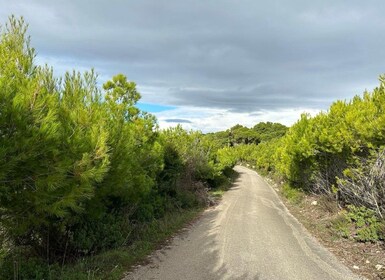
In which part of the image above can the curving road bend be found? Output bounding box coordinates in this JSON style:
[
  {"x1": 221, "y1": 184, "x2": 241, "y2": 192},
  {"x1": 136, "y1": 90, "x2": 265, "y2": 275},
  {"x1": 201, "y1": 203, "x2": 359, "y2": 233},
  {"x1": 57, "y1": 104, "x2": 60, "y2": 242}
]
[{"x1": 124, "y1": 166, "x2": 362, "y2": 280}]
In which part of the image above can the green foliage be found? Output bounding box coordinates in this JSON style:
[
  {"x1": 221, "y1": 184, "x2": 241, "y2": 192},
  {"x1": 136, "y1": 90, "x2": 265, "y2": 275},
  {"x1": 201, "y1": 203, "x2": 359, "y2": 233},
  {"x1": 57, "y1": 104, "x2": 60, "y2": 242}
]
[
  {"x1": 204, "y1": 122, "x2": 288, "y2": 150},
  {"x1": 346, "y1": 205, "x2": 384, "y2": 242},
  {"x1": 253, "y1": 122, "x2": 288, "y2": 142},
  {"x1": 330, "y1": 206, "x2": 384, "y2": 242},
  {"x1": 7, "y1": 12, "x2": 385, "y2": 278},
  {"x1": 228, "y1": 124, "x2": 260, "y2": 145},
  {"x1": 281, "y1": 183, "x2": 305, "y2": 205},
  {"x1": 276, "y1": 78, "x2": 385, "y2": 193},
  {"x1": 216, "y1": 146, "x2": 238, "y2": 171},
  {"x1": 336, "y1": 148, "x2": 385, "y2": 218},
  {"x1": 0, "y1": 255, "x2": 60, "y2": 280},
  {"x1": 71, "y1": 213, "x2": 127, "y2": 254},
  {"x1": 330, "y1": 211, "x2": 351, "y2": 239},
  {"x1": 244, "y1": 75, "x2": 385, "y2": 220},
  {"x1": 204, "y1": 59, "x2": 385, "y2": 246},
  {"x1": 160, "y1": 126, "x2": 215, "y2": 183},
  {"x1": 0, "y1": 17, "x2": 110, "y2": 255},
  {"x1": 204, "y1": 130, "x2": 231, "y2": 150},
  {"x1": 276, "y1": 114, "x2": 316, "y2": 187},
  {"x1": 0, "y1": 210, "x2": 200, "y2": 280},
  {"x1": 0, "y1": 16, "x2": 233, "y2": 279}
]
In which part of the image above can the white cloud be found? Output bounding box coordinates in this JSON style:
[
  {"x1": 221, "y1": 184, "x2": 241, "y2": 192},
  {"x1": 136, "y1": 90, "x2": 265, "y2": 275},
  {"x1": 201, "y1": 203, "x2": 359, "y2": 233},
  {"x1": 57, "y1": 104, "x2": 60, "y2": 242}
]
[
  {"x1": 155, "y1": 106, "x2": 321, "y2": 133},
  {"x1": 2, "y1": 0, "x2": 383, "y2": 125}
]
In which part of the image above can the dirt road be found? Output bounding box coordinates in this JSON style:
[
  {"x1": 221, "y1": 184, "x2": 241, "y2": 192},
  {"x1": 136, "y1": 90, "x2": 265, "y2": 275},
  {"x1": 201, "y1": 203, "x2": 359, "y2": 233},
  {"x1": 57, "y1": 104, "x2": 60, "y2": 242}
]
[{"x1": 124, "y1": 166, "x2": 362, "y2": 280}]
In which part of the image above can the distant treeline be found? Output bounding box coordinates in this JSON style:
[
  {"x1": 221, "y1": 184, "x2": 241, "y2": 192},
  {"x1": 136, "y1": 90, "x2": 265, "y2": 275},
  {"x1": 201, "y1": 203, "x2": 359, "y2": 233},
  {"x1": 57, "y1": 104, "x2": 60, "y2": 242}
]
[{"x1": 205, "y1": 122, "x2": 288, "y2": 147}]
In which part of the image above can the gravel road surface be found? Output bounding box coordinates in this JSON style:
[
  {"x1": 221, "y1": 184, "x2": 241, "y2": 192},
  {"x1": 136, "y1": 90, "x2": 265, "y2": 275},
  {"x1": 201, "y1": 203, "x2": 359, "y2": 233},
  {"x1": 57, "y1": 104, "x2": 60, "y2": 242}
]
[{"x1": 124, "y1": 166, "x2": 362, "y2": 280}]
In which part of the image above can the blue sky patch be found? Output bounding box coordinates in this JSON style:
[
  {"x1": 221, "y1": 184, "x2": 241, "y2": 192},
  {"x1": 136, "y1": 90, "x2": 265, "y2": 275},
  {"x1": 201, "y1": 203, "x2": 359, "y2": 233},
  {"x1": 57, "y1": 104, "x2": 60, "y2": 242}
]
[{"x1": 137, "y1": 102, "x2": 176, "y2": 113}]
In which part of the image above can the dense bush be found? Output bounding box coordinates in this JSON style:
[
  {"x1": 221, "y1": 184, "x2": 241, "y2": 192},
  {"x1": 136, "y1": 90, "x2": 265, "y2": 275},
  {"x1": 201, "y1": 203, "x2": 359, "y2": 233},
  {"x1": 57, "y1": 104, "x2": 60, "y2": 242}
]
[
  {"x1": 252, "y1": 122, "x2": 288, "y2": 142},
  {"x1": 204, "y1": 122, "x2": 288, "y2": 148},
  {"x1": 330, "y1": 206, "x2": 384, "y2": 242},
  {"x1": 207, "y1": 72, "x2": 385, "y2": 228},
  {"x1": 337, "y1": 149, "x2": 385, "y2": 218},
  {"x1": 346, "y1": 205, "x2": 384, "y2": 242},
  {"x1": 0, "y1": 17, "x2": 234, "y2": 278},
  {"x1": 215, "y1": 133, "x2": 285, "y2": 174},
  {"x1": 224, "y1": 77, "x2": 385, "y2": 225},
  {"x1": 222, "y1": 76, "x2": 385, "y2": 219},
  {"x1": 276, "y1": 77, "x2": 385, "y2": 218}
]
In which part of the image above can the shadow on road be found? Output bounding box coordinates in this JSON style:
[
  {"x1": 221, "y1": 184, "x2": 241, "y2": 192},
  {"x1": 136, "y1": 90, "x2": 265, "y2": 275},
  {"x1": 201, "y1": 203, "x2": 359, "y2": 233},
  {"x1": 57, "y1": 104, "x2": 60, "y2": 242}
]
[
  {"x1": 149, "y1": 172, "x2": 262, "y2": 280},
  {"x1": 126, "y1": 166, "x2": 359, "y2": 280}
]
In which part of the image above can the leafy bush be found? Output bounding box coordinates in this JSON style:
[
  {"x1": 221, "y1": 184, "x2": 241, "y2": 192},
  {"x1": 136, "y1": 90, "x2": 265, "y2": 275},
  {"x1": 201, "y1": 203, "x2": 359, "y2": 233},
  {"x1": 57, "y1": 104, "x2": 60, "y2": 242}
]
[
  {"x1": 330, "y1": 211, "x2": 351, "y2": 239},
  {"x1": 346, "y1": 205, "x2": 384, "y2": 242},
  {"x1": 70, "y1": 213, "x2": 128, "y2": 255},
  {"x1": 281, "y1": 183, "x2": 305, "y2": 205},
  {"x1": 0, "y1": 254, "x2": 60, "y2": 280},
  {"x1": 337, "y1": 149, "x2": 385, "y2": 218},
  {"x1": 330, "y1": 206, "x2": 384, "y2": 242},
  {"x1": 0, "y1": 16, "x2": 233, "y2": 279}
]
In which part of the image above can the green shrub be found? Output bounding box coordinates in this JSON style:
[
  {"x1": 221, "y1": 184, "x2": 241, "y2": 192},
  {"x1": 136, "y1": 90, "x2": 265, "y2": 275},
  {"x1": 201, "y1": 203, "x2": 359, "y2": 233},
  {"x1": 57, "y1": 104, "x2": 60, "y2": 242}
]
[
  {"x1": 0, "y1": 254, "x2": 60, "y2": 280},
  {"x1": 346, "y1": 205, "x2": 384, "y2": 242},
  {"x1": 329, "y1": 206, "x2": 384, "y2": 242},
  {"x1": 71, "y1": 213, "x2": 127, "y2": 254},
  {"x1": 175, "y1": 190, "x2": 200, "y2": 209},
  {"x1": 0, "y1": 16, "x2": 233, "y2": 279},
  {"x1": 330, "y1": 211, "x2": 351, "y2": 239},
  {"x1": 281, "y1": 183, "x2": 305, "y2": 205}
]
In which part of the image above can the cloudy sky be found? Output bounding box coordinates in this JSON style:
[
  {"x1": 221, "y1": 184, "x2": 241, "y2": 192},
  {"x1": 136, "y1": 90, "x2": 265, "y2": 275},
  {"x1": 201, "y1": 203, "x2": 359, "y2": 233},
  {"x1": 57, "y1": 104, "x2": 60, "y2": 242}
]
[{"x1": 1, "y1": 1, "x2": 385, "y2": 132}]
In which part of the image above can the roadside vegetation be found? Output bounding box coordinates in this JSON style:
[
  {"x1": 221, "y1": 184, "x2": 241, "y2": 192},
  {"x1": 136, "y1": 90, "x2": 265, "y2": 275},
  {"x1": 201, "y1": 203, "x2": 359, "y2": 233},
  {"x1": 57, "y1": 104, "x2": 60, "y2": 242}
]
[
  {"x1": 205, "y1": 75, "x2": 385, "y2": 278},
  {"x1": 208, "y1": 75, "x2": 385, "y2": 241},
  {"x1": 1, "y1": 15, "x2": 385, "y2": 279},
  {"x1": 216, "y1": 78, "x2": 385, "y2": 242},
  {"x1": 0, "y1": 17, "x2": 236, "y2": 279}
]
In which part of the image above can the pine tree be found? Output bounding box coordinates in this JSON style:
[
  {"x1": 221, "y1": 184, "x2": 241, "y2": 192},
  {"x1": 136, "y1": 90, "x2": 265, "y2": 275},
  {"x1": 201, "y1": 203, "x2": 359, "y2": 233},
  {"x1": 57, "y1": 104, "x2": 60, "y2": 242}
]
[{"x1": 0, "y1": 17, "x2": 110, "y2": 253}]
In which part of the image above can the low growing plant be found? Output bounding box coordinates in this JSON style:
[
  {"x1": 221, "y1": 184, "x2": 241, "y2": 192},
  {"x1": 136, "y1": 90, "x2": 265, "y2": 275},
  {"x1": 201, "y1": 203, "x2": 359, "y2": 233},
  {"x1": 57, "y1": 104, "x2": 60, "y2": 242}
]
[
  {"x1": 346, "y1": 205, "x2": 384, "y2": 242},
  {"x1": 281, "y1": 183, "x2": 305, "y2": 205}
]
